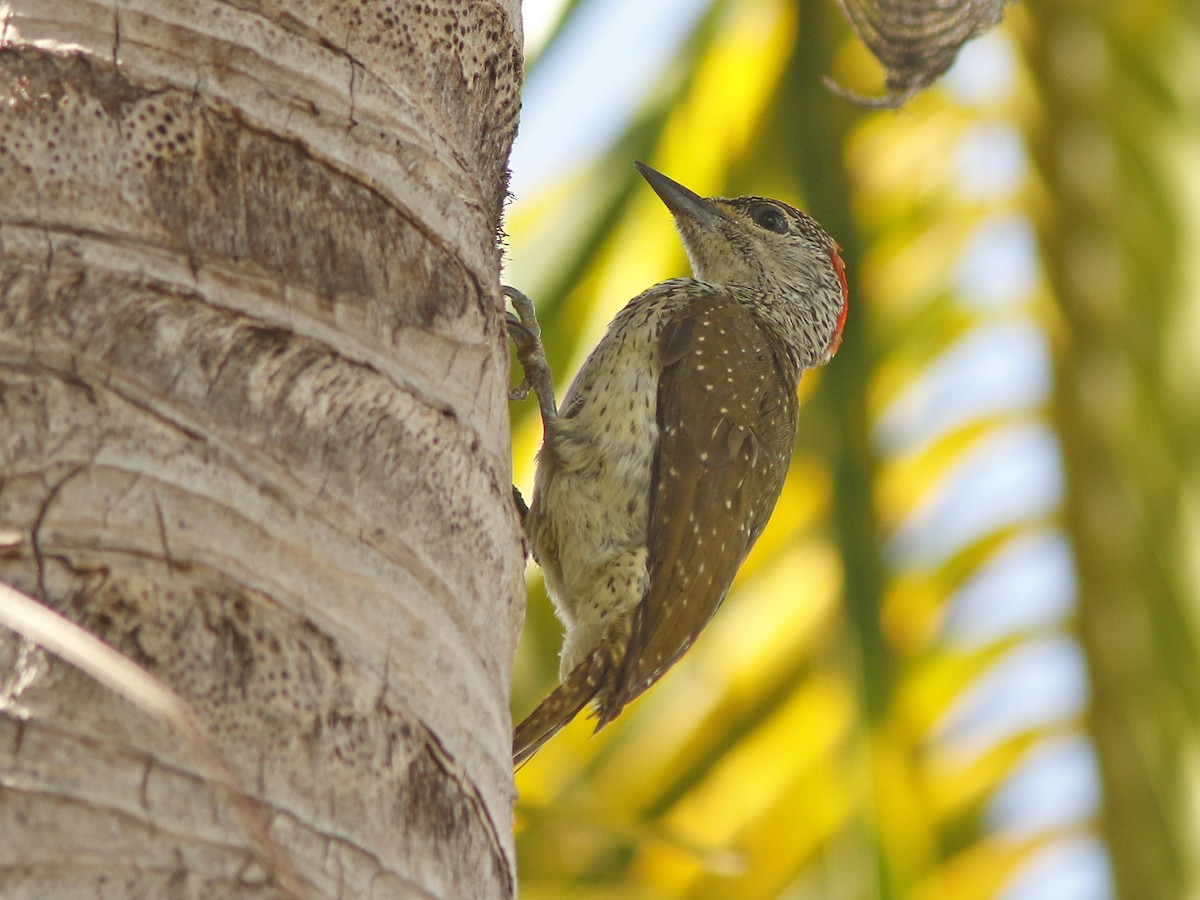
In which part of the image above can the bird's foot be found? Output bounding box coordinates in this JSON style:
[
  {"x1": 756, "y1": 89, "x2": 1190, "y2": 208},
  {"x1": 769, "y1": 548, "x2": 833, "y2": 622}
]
[{"x1": 504, "y1": 286, "x2": 558, "y2": 428}]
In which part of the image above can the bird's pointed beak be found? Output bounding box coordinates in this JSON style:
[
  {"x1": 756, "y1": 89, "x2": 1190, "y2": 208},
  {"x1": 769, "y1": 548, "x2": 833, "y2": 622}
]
[{"x1": 635, "y1": 162, "x2": 725, "y2": 230}]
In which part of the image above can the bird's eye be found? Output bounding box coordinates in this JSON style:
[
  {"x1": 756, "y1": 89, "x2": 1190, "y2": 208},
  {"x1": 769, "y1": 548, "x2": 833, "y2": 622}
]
[{"x1": 751, "y1": 204, "x2": 789, "y2": 234}]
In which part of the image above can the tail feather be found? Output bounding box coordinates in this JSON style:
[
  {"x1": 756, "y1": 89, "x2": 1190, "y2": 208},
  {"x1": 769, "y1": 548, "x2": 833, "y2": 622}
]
[{"x1": 512, "y1": 659, "x2": 599, "y2": 767}]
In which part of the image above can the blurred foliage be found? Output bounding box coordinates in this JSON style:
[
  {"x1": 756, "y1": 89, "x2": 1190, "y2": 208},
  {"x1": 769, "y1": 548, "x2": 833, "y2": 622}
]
[{"x1": 505, "y1": 0, "x2": 1200, "y2": 897}]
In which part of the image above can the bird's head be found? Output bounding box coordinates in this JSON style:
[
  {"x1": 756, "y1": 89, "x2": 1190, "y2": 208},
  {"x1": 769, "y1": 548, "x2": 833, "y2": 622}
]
[{"x1": 636, "y1": 161, "x2": 849, "y2": 367}]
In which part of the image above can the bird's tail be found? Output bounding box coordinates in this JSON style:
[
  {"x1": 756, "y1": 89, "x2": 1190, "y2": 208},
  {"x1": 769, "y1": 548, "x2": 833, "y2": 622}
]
[{"x1": 512, "y1": 657, "x2": 599, "y2": 767}]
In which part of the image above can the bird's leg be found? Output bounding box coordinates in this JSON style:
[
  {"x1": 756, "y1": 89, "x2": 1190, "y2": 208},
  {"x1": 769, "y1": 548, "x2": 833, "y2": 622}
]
[
  {"x1": 505, "y1": 286, "x2": 556, "y2": 532},
  {"x1": 504, "y1": 286, "x2": 558, "y2": 430}
]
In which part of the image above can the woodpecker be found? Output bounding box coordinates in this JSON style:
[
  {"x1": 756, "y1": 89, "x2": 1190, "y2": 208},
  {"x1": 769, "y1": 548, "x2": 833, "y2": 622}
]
[{"x1": 508, "y1": 162, "x2": 848, "y2": 765}]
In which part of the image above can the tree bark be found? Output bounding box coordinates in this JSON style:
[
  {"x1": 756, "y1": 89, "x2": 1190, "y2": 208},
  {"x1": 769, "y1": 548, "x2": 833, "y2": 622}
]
[{"x1": 0, "y1": 1, "x2": 523, "y2": 897}]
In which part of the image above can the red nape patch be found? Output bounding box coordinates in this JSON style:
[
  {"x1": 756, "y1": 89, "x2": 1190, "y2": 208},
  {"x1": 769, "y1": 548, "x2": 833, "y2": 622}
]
[{"x1": 827, "y1": 243, "x2": 849, "y2": 355}]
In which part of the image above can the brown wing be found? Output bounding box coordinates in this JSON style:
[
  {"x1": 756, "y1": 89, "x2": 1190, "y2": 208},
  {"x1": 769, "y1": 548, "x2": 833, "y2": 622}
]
[{"x1": 598, "y1": 293, "x2": 799, "y2": 724}]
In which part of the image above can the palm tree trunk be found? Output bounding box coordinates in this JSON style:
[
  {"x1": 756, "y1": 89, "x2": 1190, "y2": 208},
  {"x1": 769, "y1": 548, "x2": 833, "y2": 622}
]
[
  {"x1": 1023, "y1": 3, "x2": 1200, "y2": 897},
  {"x1": 0, "y1": 1, "x2": 523, "y2": 896}
]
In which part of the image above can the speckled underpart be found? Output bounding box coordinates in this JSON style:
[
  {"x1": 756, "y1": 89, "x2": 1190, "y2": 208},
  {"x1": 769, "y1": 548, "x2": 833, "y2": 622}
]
[
  {"x1": 526, "y1": 288, "x2": 679, "y2": 678},
  {"x1": 514, "y1": 167, "x2": 848, "y2": 764}
]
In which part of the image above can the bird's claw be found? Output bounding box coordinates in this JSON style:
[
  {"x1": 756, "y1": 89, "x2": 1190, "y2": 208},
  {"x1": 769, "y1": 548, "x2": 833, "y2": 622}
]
[
  {"x1": 506, "y1": 321, "x2": 531, "y2": 401},
  {"x1": 503, "y1": 286, "x2": 558, "y2": 426},
  {"x1": 505, "y1": 310, "x2": 535, "y2": 344},
  {"x1": 504, "y1": 286, "x2": 542, "y2": 341},
  {"x1": 505, "y1": 310, "x2": 537, "y2": 402}
]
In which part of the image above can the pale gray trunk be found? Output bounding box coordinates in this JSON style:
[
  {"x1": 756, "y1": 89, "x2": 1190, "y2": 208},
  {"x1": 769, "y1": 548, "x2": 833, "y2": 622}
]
[{"x1": 0, "y1": 1, "x2": 523, "y2": 897}]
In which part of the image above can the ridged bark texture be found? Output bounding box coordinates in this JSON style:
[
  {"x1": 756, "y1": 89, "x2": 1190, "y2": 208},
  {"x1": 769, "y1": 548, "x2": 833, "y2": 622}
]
[{"x1": 0, "y1": 0, "x2": 523, "y2": 896}]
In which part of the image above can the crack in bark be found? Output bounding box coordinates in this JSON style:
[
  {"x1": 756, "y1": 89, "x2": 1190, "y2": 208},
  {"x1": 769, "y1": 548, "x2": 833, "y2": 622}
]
[
  {"x1": 418, "y1": 722, "x2": 514, "y2": 897},
  {"x1": 30, "y1": 463, "x2": 90, "y2": 599}
]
